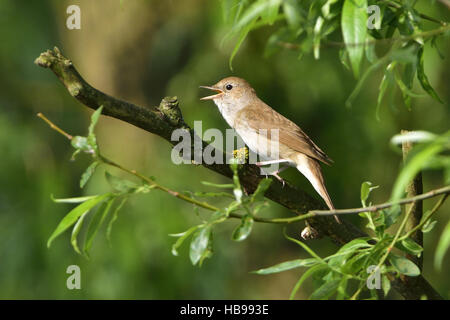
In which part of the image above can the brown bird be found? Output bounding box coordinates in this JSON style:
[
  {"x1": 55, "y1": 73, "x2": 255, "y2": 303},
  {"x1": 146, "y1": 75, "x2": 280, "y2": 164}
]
[{"x1": 200, "y1": 77, "x2": 339, "y2": 222}]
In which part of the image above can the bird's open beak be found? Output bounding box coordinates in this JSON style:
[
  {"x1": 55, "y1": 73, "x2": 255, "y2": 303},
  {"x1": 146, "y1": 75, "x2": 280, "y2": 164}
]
[{"x1": 199, "y1": 86, "x2": 224, "y2": 100}]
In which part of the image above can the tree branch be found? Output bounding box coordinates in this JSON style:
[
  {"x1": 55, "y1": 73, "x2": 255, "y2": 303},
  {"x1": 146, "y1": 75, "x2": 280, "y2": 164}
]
[
  {"x1": 402, "y1": 129, "x2": 423, "y2": 270},
  {"x1": 35, "y1": 47, "x2": 443, "y2": 300}
]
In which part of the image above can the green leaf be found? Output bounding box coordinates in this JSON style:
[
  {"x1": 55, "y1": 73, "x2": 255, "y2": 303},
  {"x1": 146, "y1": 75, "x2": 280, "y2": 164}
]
[
  {"x1": 260, "y1": 0, "x2": 281, "y2": 25},
  {"x1": 233, "y1": 0, "x2": 270, "y2": 32},
  {"x1": 283, "y1": 0, "x2": 303, "y2": 29},
  {"x1": 417, "y1": 47, "x2": 443, "y2": 103},
  {"x1": 421, "y1": 219, "x2": 437, "y2": 233},
  {"x1": 170, "y1": 225, "x2": 200, "y2": 256},
  {"x1": 360, "y1": 181, "x2": 379, "y2": 206},
  {"x1": 80, "y1": 161, "x2": 99, "y2": 188},
  {"x1": 105, "y1": 171, "x2": 139, "y2": 193},
  {"x1": 201, "y1": 181, "x2": 234, "y2": 189},
  {"x1": 435, "y1": 220, "x2": 450, "y2": 271},
  {"x1": 251, "y1": 178, "x2": 272, "y2": 202},
  {"x1": 253, "y1": 258, "x2": 318, "y2": 275},
  {"x1": 229, "y1": 18, "x2": 256, "y2": 71},
  {"x1": 365, "y1": 35, "x2": 377, "y2": 64},
  {"x1": 88, "y1": 106, "x2": 103, "y2": 136},
  {"x1": 309, "y1": 279, "x2": 340, "y2": 300},
  {"x1": 341, "y1": 0, "x2": 368, "y2": 78},
  {"x1": 193, "y1": 191, "x2": 234, "y2": 198},
  {"x1": 376, "y1": 61, "x2": 396, "y2": 120},
  {"x1": 382, "y1": 274, "x2": 391, "y2": 297},
  {"x1": 47, "y1": 193, "x2": 112, "y2": 248},
  {"x1": 399, "y1": 238, "x2": 423, "y2": 256},
  {"x1": 71, "y1": 136, "x2": 90, "y2": 151},
  {"x1": 391, "y1": 137, "x2": 446, "y2": 201},
  {"x1": 83, "y1": 197, "x2": 115, "y2": 256},
  {"x1": 384, "y1": 206, "x2": 401, "y2": 229},
  {"x1": 388, "y1": 254, "x2": 420, "y2": 276},
  {"x1": 71, "y1": 210, "x2": 89, "y2": 255},
  {"x1": 328, "y1": 239, "x2": 371, "y2": 268},
  {"x1": 232, "y1": 215, "x2": 254, "y2": 241},
  {"x1": 290, "y1": 264, "x2": 329, "y2": 300},
  {"x1": 51, "y1": 194, "x2": 98, "y2": 203},
  {"x1": 189, "y1": 225, "x2": 212, "y2": 266},
  {"x1": 106, "y1": 197, "x2": 127, "y2": 243},
  {"x1": 313, "y1": 16, "x2": 324, "y2": 60}
]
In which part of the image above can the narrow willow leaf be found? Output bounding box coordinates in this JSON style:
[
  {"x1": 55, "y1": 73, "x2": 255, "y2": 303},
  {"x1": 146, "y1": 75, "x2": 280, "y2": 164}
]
[
  {"x1": 400, "y1": 238, "x2": 423, "y2": 256},
  {"x1": 51, "y1": 194, "x2": 98, "y2": 203},
  {"x1": 170, "y1": 225, "x2": 200, "y2": 256},
  {"x1": 342, "y1": 0, "x2": 368, "y2": 78},
  {"x1": 105, "y1": 171, "x2": 138, "y2": 193},
  {"x1": 417, "y1": 47, "x2": 443, "y2": 103},
  {"x1": 251, "y1": 178, "x2": 272, "y2": 202},
  {"x1": 395, "y1": 72, "x2": 426, "y2": 110},
  {"x1": 84, "y1": 197, "x2": 115, "y2": 256},
  {"x1": 391, "y1": 139, "x2": 445, "y2": 201},
  {"x1": 335, "y1": 276, "x2": 348, "y2": 300},
  {"x1": 201, "y1": 181, "x2": 234, "y2": 189},
  {"x1": 328, "y1": 239, "x2": 371, "y2": 268},
  {"x1": 193, "y1": 191, "x2": 234, "y2": 198},
  {"x1": 71, "y1": 211, "x2": 89, "y2": 255},
  {"x1": 309, "y1": 279, "x2": 340, "y2": 300},
  {"x1": 390, "y1": 130, "x2": 436, "y2": 146},
  {"x1": 80, "y1": 161, "x2": 99, "y2": 188},
  {"x1": 283, "y1": 0, "x2": 302, "y2": 28},
  {"x1": 388, "y1": 254, "x2": 420, "y2": 276},
  {"x1": 382, "y1": 274, "x2": 391, "y2": 297},
  {"x1": 339, "y1": 48, "x2": 351, "y2": 70},
  {"x1": 421, "y1": 219, "x2": 437, "y2": 233},
  {"x1": 229, "y1": 18, "x2": 256, "y2": 71},
  {"x1": 376, "y1": 61, "x2": 396, "y2": 120},
  {"x1": 360, "y1": 181, "x2": 379, "y2": 206},
  {"x1": 233, "y1": 0, "x2": 269, "y2": 32},
  {"x1": 253, "y1": 258, "x2": 317, "y2": 275},
  {"x1": 106, "y1": 197, "x2": 128, "y2": 243},
  {"x1": 88, "y1": 105, "x2": 104, "y2": 136},
  {"x1": 384, "y1": 206, "x2": 401, "y2": 229},
  {"x1": 434, "y1": 220, "x2": 450, "y2": 271},
  {"x1": 260, "y1": 0, "x2": 281, "y2": 25},
  {"x1": 189, "y1": 225, "x2": 212, "y2": 265},
  {"x1": 365, "y1": 35, "x2": 377, "y2": 64},
  {"x1": 232, "y1": 215, "x2": 254, "y2": 241},
  {"x1": 321, "y1": 0, "x2": 339, "y2": 19},
  {"x1": 47, "y1": 193, "x2": 112, "y2": 248},
  {"x1": 290, "y1": 264, "x2": 328, "y2": 300},
  {"x1": 313, "y1": 16, "x2": 324, "y2": 60}
]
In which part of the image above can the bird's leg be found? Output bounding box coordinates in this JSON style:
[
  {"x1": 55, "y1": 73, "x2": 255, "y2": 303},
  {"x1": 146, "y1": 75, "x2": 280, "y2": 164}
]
[
  {"x1": 269, "y1": 165, "x2": 289, "y2": 187},
  {"x1": 256, "y1": 161, "x2": 290, "y2": 187}
]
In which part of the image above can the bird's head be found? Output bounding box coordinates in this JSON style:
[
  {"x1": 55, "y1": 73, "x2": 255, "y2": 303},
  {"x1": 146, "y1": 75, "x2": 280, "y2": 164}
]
[{"x1": 200, "y1": 77, "x2": 256, "y2": 107}]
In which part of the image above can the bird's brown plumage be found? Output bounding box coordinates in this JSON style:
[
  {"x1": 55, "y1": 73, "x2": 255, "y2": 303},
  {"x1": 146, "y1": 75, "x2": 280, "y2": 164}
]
[{"x1": 234, "y1": 102, "x2": 333, "y2": 165}]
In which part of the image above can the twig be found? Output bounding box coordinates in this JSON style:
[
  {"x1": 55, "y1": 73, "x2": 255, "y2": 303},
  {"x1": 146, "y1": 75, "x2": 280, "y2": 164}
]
[
  {"x1": 270, "y1": 186, "x2": 450, "y2": 223},
  {"x1": 38, "y1": 111, "x2": 449, "y2": 228},
  {"x1": 278, "y1": 25, "x2": 450, "y2": 49}
]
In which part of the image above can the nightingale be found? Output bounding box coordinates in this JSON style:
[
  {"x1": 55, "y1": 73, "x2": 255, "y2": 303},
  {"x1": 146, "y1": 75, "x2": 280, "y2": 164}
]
[{"x1": 200, "y1": 77, "x2": 340, "y2": 223}]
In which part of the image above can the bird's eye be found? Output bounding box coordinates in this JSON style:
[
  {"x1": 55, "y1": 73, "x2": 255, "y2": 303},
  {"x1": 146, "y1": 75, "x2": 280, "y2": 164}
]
[{"x1": 226, "y1": 84, "x2": 233, "y2": 91}]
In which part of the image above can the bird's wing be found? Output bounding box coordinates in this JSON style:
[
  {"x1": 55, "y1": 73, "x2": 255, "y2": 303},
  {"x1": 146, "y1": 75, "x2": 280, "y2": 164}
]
[{"x1": 236, "y1": 103, "x2": 333, "y2": 165}]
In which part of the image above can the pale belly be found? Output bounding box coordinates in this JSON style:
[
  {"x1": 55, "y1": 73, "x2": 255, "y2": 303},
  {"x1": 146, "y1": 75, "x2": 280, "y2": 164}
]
[{"x1": 235, "y1": 126, "x2": 295, "y2": 164}]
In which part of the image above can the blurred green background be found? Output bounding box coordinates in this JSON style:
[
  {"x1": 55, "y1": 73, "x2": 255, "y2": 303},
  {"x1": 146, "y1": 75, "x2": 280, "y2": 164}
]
[{"x1": 0, "y1": 0, "x2": 448, "y2": 299}]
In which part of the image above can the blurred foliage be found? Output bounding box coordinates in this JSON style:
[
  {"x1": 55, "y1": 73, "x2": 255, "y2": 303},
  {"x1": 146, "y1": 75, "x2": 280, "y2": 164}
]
[{"x1": 0, "y1": 0, "x2": 449, "y2": 299}]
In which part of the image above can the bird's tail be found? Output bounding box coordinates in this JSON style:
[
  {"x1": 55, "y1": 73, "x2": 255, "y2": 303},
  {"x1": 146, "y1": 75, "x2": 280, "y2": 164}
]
[{"x1": 295, "y1": 155, "x2": 341, "y2": 224}]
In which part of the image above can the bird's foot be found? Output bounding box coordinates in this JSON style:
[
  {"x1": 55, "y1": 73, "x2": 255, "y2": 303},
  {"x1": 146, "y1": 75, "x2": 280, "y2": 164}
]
[{"x1": 271, "y1": 171, "x2": 286, "y2": 188}]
